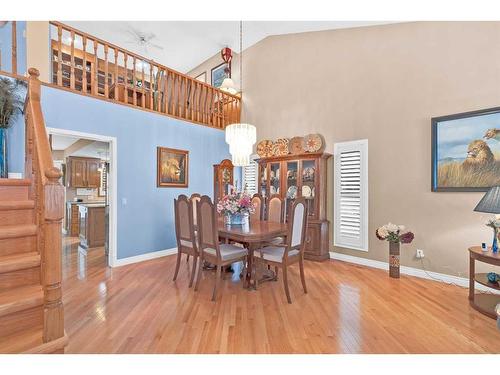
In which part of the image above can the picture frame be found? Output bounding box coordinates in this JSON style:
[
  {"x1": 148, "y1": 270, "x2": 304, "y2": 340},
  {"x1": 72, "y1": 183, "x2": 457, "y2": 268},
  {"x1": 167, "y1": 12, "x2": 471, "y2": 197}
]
[
  {"x1": 195, "y1": 72, "x2": 206, "y2": 83},
  {"x1": 431, "y1": 106, "x2": 500, "y2": 192},
  {"x1": 157, "y1": 147, "x2": 189, "y2": 188},
  {"x1": 211, "y1": 62, "x2": 228, "y2": 88}
]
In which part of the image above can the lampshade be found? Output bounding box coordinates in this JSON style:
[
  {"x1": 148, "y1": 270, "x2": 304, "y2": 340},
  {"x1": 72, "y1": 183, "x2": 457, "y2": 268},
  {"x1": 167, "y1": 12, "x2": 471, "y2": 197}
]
[
  {"x1": 474, "y1": 186, "x2": 500, "y2": 214},
  {"x1": 220, "y1": 77, "x2": 237, "y2": 95},
  {"x1": 225, "y1": 123, "x2": 256, "y2": 166}
]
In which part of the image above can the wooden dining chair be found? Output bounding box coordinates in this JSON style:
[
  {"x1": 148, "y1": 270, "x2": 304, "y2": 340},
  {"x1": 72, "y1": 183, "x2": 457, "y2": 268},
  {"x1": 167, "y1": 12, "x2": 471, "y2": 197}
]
[
  {"x1": 173, "y1": 194, "x2": 199, "y2": 288},
  {"x1": 186, "y1": 193, "x2": 201, "y2": 263},
  {"x1": 250, "y1": 193, "x2": 264, "y2": 221},
  {"x1": 253, "y1": 197, "x2": 308, "y2": 303},
  {"x1": 195, "y1": 195, "x2": 248, "y2": 301}
]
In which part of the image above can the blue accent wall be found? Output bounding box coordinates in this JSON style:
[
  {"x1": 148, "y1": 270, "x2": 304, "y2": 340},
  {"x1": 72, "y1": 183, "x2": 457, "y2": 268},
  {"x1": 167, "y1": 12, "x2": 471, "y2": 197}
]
[{"x1": 39, "y1": 87, "x2": 229, "y2": 259}]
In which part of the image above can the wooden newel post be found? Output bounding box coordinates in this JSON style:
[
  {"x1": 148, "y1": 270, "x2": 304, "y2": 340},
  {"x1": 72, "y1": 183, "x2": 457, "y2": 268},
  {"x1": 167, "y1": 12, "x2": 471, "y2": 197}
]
[
  {"x1": 42, "y1": 167, "x2": 65, "y2": 343},
  {"x1": 389, "y1": 242, "x2": 400, "y2": 278}
]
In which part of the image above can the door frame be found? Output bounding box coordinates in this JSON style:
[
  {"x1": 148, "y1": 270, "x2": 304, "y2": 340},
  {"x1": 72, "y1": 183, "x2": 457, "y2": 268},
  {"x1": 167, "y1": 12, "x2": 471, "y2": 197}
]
[{"x1": 47, "y1": 127, "x2": 118, "y2": 267}]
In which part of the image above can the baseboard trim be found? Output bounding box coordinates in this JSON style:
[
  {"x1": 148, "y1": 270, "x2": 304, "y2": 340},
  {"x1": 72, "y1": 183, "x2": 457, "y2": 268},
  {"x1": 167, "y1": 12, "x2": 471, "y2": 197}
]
[
  {"x1": 329, "y1": 251, "x2": 500, "y2": 294},
  {"x1": 113, "y1": 247, "x2": 177, "y2": 267}
]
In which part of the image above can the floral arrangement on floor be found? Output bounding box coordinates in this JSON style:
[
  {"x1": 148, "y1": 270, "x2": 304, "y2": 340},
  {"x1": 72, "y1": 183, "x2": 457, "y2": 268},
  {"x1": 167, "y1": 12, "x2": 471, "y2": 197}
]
[
  {"x1": 216, "y1": 191, "x2": 255, "y2": 216},
  {"x1": 376, "y1": 223, "x2": 414, "y2": 244}
]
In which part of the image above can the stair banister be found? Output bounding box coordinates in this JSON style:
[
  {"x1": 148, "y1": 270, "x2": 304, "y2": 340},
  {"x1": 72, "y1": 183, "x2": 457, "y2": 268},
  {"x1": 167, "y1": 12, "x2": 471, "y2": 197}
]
[{"x1": 25, "y1": 68, "x2": 65, "y2": 347}]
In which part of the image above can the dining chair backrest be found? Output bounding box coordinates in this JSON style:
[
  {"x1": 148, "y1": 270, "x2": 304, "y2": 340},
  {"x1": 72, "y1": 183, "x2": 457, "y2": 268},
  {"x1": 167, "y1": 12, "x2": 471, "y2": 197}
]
[
  {"x1": 287, "y1": 197, "x2": 308, "y2": 252},
  {"x1": 190, "y1": 193, "x2": 201, "y2": 226},
  {"x1": 174, "y1": 194, "x2": 197, "y2": 250},
  {"x1": 251, "y1": 193, "x2": 264, "y2": 221},
  {"x1": 266, "y1": 194, "x2": 284, "y2": 223},
  {"x1": 196, "y1": 195, "x2": 220, "y2": 258}
]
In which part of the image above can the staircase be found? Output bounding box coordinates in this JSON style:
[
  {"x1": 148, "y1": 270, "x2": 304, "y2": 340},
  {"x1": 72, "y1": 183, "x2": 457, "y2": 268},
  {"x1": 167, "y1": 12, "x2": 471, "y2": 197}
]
[{"x1": 0, "y1": 69, "x2": 67, "y2": 353}]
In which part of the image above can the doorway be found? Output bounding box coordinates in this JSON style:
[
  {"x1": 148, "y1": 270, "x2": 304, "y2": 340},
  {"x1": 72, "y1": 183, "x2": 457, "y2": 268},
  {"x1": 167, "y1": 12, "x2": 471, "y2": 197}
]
[{"x1": 47, "y1": 128, "x2": 117, "y2": 269}]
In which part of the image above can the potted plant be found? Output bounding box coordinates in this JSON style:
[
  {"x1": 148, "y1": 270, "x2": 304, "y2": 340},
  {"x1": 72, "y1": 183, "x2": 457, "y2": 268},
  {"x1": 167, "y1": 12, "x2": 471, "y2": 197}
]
[
  {"x1": 376, "y1": 223, "x2": 415, "y2": 278},
  {"x1": 216, "y1": 190, "x2": 255, "y2": 225},
  {"x1": 0, "y1": 77, "x2": 26, "y2": 178}
]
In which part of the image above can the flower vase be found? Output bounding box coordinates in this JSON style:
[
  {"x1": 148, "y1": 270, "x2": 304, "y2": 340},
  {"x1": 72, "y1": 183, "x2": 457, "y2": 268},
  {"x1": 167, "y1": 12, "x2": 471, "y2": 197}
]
[
  {"x1": 493, "y1": 227, "x2": 499, "y2": 254},
  {"x1": 0, "y1": 128, "x2": 7, "y2": 178},
  {"x1": 225, "y1": 212, "x2": 249, "y2": 226},
  {"x1": 389, "y1": 241, "x2": 400, "y2": 278}
]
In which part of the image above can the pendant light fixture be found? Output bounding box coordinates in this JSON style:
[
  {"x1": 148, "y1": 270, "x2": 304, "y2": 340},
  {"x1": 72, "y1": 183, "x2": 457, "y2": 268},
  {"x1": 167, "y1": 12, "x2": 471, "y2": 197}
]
[
  {"x1": 220, "y1": 47, "x2": 237, "y2": 95},
  {"x1": 224, "y1": 21, "x2": 256, "y2": 167}
]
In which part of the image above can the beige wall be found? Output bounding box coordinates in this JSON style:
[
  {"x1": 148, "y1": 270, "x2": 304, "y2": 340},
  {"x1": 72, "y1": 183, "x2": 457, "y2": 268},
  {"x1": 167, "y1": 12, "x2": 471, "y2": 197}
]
[
  {"x1": 26, "y1": 21, "x2": 50, "y2": 82},
  {"x1": 236, "y1": 22, "x2": 500, "y2": 277}
]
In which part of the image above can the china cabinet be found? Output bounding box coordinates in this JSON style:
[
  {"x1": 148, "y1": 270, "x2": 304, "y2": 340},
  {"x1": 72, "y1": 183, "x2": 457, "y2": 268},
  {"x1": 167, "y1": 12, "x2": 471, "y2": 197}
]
[
  {"x1": 213, "y1": 159, "x2": 234, "y2": 202},
  {"x1": 257, "y1": 152, "x2": 331, "y2": 261}
]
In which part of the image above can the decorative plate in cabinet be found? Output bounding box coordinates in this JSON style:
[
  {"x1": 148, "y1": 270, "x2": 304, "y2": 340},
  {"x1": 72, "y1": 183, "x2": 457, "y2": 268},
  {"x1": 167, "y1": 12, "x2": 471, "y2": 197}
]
[
  {"x1": 257, "y1": 140, "x2": 274, "y2": 158},
  {"x1": 303, "y1": 134, "x2": 323, "y2": 152},
  {"x1": 272, "y1": 138, "x2": 290, "y2": 156}
]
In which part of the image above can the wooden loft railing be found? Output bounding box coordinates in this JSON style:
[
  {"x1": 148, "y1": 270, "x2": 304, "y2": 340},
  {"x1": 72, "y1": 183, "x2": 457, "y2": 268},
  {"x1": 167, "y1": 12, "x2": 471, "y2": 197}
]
[
  {"x1": 24, "y1": 68, "x2": 66, "y2": 350},
  {"x1": 0, "y1": 21, "x2": 18, "y2": 74},
  {"x1": 49, "y1": 21, "x2": 240, "y2": 129}
]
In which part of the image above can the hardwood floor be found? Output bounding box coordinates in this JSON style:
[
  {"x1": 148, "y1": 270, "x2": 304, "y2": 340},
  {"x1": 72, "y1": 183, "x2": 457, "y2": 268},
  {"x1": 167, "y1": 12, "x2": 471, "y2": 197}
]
[{"x1": 61, "y1": 237, "x2": 500, "y2": 353}]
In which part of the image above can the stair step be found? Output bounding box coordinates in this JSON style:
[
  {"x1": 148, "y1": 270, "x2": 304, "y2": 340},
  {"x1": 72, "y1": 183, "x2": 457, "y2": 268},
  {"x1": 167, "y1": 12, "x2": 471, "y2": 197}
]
[
  {"x1": 0, "y1": 284, "x2": 43, "y2": 318},
  {"x1": 0, "y1": 324, "x2": 43, "y2": 354},
  {"x1": 0, "y1": 224, "x2": 37, "y2": 240},
  {"x1": 0, "y1": 252, "x2": 40, "y2": 274},
  {"x1": 0, "y1": 200, "x2": 35, "y2": 210},
  {"x1": 0, "y1": 178, "x2": 30, "y2": 186}
]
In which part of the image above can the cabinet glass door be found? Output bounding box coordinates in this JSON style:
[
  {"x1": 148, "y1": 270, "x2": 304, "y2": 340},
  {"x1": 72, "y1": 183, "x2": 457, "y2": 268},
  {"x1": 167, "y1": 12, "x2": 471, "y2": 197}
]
[
  {"x1": 259, "y1": 163, "x2": 268, "y2": 198},
  {"x1": 301, "y1": 159, "x2": 316, "y2": 217},
  {"x1": 269, "y1": 162, "x2": 281, "y2": 196},
  {"x1": 285, "y1": 161, "x2": 298, "y2": 220}
]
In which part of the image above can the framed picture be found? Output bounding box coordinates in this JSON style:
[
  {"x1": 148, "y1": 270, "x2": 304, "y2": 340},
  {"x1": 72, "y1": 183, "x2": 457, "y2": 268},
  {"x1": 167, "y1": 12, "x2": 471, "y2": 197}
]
[
  {"x1": 157, "y1": 147, "x2": 189, "y2": 188},
  {"x1": 211, "y1": 62, "x2": 228, "y2": 88},
  {"x1": 195, "y1": 72, "x2": 206, "y2": 83},
  {"x1": 432, "y1": 107, "x2": 500, "y2": 192}
]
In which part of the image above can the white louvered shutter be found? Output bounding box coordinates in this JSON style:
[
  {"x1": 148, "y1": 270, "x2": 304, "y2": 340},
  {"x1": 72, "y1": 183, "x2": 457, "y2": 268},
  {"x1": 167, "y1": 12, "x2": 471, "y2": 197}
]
[
  {"x1": 334, "y1": 140, "x2": 368, "y2": 251},
  {"x1": 243, "y1": 157, "x2": 258, "y2": 195}
]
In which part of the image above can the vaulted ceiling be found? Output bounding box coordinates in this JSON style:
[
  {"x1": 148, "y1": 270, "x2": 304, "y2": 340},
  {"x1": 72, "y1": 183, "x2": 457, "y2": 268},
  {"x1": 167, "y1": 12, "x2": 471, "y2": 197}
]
[{"x1": 64, "y1": 21, "x2": 395, "y2": 73}]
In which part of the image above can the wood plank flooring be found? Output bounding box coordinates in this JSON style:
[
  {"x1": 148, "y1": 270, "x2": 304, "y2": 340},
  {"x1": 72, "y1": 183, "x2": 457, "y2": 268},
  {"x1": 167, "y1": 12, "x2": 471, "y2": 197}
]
[{"x1": 61, "y1": 237, "x2": 500, "y2": 353}]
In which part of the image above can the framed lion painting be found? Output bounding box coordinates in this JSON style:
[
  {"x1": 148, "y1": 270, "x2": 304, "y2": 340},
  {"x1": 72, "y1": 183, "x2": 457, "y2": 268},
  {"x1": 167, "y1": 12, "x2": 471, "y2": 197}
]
[
  {"x1": 157, "y1": 147, "x2": 189, "y2": 188},
  {"x1": 432, "y1": 107, "x2": 500, "y2": 192}
]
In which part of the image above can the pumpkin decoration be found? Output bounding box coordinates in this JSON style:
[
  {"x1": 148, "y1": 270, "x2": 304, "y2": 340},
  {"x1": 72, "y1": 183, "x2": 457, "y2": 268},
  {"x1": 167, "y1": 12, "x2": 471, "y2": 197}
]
[
  {"x1": 272, "y1": 138, "x2": 290, "y2": 156},
  {"x1": 289, "y1": 136, "x2": 304, "y2": 155},
  {"x1": 256, "y1": 140, "x2": 274, "y2": 158},
  {"x1": 303, "y1": 134, "x2": 323, "y2": 152}
]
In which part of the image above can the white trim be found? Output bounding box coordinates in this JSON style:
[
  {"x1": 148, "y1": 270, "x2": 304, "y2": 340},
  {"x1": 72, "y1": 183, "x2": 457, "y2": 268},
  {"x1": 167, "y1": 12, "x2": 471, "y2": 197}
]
[
  {"x1": 47, "y1": 127, "x2": 119, "y2": 268},
  {"x1": 329, "y1": 251, "x2": 500, "y2": 294},
  {"x1": 114, "y1": 247, "x2": 177, "y2": 267}
]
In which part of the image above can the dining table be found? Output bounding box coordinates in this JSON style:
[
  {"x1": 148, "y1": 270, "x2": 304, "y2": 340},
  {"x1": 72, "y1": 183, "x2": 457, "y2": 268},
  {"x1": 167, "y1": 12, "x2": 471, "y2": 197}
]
[{"x1": 218, "y1": 218, "x2": 288, "y2": 289}]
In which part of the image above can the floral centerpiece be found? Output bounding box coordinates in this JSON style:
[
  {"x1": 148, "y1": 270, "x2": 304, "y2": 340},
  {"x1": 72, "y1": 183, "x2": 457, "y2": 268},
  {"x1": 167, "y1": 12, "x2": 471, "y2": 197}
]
[
  {"x1": 217, "y1": 191, "x2": 255, "y2": 225},
  {"x1": 376, "y1": 223, "x2": 414, "y2": 278}
]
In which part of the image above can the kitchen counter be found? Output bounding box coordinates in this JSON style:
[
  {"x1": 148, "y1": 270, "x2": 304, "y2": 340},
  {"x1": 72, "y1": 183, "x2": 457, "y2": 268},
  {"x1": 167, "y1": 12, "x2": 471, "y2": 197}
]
[{"x1": 78, "y1": 204, "x2": 106, "y2": 248}]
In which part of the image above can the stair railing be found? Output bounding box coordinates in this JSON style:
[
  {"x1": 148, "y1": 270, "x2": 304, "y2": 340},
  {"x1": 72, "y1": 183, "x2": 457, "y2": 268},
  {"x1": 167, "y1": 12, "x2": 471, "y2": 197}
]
[{"x1": 24, "y1": 68, "x2": 65, "y2": 347}]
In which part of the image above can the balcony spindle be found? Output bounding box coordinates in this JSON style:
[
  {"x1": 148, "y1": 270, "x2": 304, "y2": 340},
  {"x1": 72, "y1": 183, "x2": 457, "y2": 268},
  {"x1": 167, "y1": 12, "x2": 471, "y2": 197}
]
[
  {"x1": 132, "y1": 57, "x2": 137, "y2": 106},
  {"x1": 93, "y1": 41, "x2": 98, "y2": 95},
  {"x1": 149, "y1": 64, "x2": 154, "y2": 110},
  {"x1": 104, "y1": 44, "x2": 109, "y2": 98},
  {"x1": 82, "y1": 36, "x2": 88, "y2": 93},
  {"x1": 57, "y1": 26, "x2": 62, "y2": 86},
  {"x1": 114, "y1": 49, "x2": 118, "y2": 100},
  {"x1": 123, "y1": 52, "x2": 128, "y2": 103},
  {"x1": 141, "y1": 61, "x2": 145, "y2": 108},
  {"x1": 70, "y1": 31, "x2": 75, "y2": 90},
  {"x1": 11, "y1": 21, "x2": 17, "y2": 75},
  {"x1": 164, "y1": 70, "x2": 169, "y2": 114}
]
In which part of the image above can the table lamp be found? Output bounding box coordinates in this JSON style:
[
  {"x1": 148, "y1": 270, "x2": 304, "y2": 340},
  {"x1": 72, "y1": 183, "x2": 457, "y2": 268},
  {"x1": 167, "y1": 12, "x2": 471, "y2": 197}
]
[{"x1": 474, "y1": 186, "x2": 500, "y2": 253}]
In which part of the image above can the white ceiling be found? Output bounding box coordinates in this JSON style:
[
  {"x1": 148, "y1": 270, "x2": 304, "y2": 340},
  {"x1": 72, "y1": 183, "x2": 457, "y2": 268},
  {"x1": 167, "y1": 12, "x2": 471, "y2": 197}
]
[
  {"x1": 63, "y1": 21, "x2": 395, "y2": 73},
  {"x1": 51, "y1": 135, "x2": 109, "y2": 160}
]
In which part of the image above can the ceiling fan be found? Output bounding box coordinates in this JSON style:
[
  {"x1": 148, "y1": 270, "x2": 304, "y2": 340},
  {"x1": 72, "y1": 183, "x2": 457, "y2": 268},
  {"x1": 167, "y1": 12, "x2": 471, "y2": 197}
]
[{"x1": 123, "y1": 26, "x2": 164, "y2": 54}]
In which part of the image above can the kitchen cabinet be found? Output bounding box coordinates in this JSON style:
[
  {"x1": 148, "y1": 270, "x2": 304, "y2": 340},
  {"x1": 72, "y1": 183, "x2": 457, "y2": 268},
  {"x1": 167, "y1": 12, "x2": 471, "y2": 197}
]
[
  {"x1": 78, "y1": 204, "x2": 106, "y2": 248},
  {"x1": 67, "y1": 157, "x2": 101, "y2": 188},
  {"x1": 65, "y1": 202, "x2": 80, "y2": 237}
]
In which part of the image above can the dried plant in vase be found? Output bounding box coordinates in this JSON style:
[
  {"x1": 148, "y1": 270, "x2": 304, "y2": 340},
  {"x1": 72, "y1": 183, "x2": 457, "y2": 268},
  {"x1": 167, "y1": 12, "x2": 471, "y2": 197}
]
[
  {"x1": 376, "y1": 223, "x2": 415, "y2": 278},
  {"x1": 0, "y1": 77, "x2": 26, "y2": 177}
]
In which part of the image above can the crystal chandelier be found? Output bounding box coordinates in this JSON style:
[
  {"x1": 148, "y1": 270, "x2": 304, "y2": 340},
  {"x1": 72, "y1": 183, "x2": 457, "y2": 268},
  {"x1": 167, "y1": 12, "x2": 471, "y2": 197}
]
[{"x1": 224, "y1": 21, "x2": 256, "y2": 166}]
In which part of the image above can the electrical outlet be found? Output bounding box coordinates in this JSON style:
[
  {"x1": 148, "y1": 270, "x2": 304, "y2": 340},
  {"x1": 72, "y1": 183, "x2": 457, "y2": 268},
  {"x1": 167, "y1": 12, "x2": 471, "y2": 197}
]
[{"x1": 416, "y1": 249, "x2": 425, "y2": 259}]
